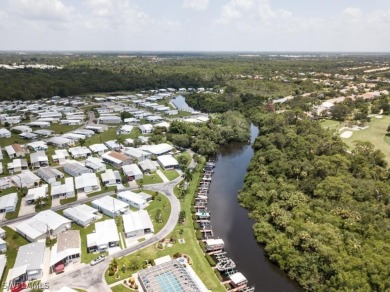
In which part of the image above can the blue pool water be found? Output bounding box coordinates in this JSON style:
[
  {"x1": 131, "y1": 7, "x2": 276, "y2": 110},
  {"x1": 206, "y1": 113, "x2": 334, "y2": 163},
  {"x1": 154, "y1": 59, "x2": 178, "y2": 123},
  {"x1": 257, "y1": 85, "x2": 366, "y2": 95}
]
[{"x1": 155, "y1": 272, "x2": 184, "y2": 292}]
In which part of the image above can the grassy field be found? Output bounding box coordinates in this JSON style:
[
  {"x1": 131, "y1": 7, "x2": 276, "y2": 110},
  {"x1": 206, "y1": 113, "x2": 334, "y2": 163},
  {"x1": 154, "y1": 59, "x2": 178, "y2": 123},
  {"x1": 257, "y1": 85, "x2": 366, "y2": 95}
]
[
  {"x1": 1, "y1": 227, "x2": 29, "y2": 287},
  {"x1": 141, "y1": 173, "x2": 163, "y2": 185},
  {"x1": 143, "y1": 191, "x2": 171, "y2": 234},
  {"x1": 48, "y1": 123, "x2": 80, "y2": 134},
  {"x1": 106, "y1": 162, "x2": 224, "y2": 292},
  {"x1": 84, "y1": 128, "x2": 141, "y2": 146},
  {"x1": 320, "y1": 116, "x2": 390, "y2": 164},
  {"x1": 161, "y1": 169, "x2": 180, "y2": 181},
  {"x1": 0, "y1": 133, "x2": 27, "y2": 147}
]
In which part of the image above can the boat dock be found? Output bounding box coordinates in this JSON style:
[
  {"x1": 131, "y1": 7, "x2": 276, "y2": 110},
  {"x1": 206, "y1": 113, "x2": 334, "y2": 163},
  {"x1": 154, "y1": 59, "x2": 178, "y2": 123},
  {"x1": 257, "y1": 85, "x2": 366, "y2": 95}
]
[{"x1": 192, "y1": 160, "x2": 255, "y2": 292}]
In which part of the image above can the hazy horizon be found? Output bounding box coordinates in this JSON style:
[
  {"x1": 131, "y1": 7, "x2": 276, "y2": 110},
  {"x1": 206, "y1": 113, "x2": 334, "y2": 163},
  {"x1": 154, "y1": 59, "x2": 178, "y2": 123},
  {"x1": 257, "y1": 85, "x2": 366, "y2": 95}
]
[{"x1": 0, "y1": 0, "x2": 389, "y2": 52}]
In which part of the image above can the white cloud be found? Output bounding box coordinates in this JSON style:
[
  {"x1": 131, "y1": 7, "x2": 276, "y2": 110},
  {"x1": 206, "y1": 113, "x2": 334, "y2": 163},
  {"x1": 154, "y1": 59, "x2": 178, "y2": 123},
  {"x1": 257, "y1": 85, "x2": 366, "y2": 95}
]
[
  {"x1": 183, "y1": 0, "x2": 209, "y2": 11},
  {"x1": 0, "y1": 10, "x2": 7, "y2": 26},
  {"x1": 343, "y1": 7, "x2": 362, "y2": 18},
  {"x1": 10, "y1": 0, "x2": 74, "y2": 22}
]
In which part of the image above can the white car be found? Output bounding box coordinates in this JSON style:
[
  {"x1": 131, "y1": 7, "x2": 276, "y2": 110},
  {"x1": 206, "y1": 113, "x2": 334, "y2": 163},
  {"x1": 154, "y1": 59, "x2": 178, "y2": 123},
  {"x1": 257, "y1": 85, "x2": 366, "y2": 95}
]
[{"x1": 90, "y1": 255, "x2": 106, "y2": 266}]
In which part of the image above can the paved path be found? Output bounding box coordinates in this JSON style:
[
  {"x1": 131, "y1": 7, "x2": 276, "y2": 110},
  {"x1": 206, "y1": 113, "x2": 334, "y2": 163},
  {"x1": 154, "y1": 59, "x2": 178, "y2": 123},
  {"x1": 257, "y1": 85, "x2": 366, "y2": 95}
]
[
  {"x1": 46, "y1": 176, "x2": 183, "y2": 291},
  {"x1": 156, "y1": 169, "x2": 169, "y2": 183},
  {"x1": 0, "y1": 190, "x2": 116, "y2": 227}
]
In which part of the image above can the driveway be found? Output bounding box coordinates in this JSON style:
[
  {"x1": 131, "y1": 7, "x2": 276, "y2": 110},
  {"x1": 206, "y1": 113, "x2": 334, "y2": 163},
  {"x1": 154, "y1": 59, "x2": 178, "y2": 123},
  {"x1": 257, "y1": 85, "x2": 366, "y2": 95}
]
[{"x1": 46, "y1": 177, "x2": 182, "y2": 291}]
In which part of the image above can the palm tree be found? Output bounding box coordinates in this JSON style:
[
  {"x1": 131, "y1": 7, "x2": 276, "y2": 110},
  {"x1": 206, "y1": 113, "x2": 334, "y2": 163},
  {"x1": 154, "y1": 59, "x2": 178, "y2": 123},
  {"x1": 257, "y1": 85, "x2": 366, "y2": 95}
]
[
  {"x1": 116, "y1": 136, "x2": 126, "y2": 148},
  {"x1": 183, "y1": 168, "x2": 193, "y2": 183}
]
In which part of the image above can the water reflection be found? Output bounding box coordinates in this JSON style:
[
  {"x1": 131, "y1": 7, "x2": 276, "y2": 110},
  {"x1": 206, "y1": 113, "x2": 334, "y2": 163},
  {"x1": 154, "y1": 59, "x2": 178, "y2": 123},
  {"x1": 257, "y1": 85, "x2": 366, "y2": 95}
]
[{"x1": 208, "y1": 124, "x2": 302, "y2": 292}]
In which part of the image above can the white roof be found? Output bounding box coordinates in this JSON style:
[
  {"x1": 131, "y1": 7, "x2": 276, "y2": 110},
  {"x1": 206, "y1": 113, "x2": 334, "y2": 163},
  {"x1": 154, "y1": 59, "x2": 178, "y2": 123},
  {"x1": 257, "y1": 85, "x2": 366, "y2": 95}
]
[
  {"x1": 48, "y1": 136, "x2": 73, "y2": 146},
  {"x1": 69, "y1": 146, "x2": 91, "y2": 156},
  {"x1": 89, "y1": 143, "x2": 108, "y2": 153},
  {"x1": 75, "y1": 172, "x2": 99, "y2": 189},
  {"x1": 16, "y1": 210, "x2": 71, "y2": 241},
  {"x1": 87, "y1": 219, "x2": 119, "y2": 247},
  {"x1": 54, "y1": 149, "x2": 70, "y2": 158},
  {"x1": 11, "y1": 170, "x2": 40, "y2": 188},
  {"x1": 119, "y1": 125, "x2": 133, "y2": 132},
  {"x1": 123, "y1": 210, "x2": 154, "y2": 234},
  {"x1": 51, "y1": 177, "x2": 74, "y2": 196},
  {"x1": 229, "y1": 272, "x2": 247, "y2": 285},
  {"x1": 64, "y1": 204, "x2": 97, "y2": 225},
  {"x1": 27, "y1": 141, "x2": 48, "y2": 149},
  {"x1": 122, "y1": 164, "x2": 142, "y2": 177},
  {"x1": 157, "y1": 155, "x2": 179, "y2": 167},
  {"x1": 140, "y1": 143, "x2": 173, "y2": 155},
  {"x1": 0, "y1": 193, "x2": 18, "y2": 210},
  {"x1": 124, "y1": 147, "x2": 149, "y2": 159},
  {"x1": 92, "y1": 195, "x2": 129, "y2": 214},
  {"x1": 25, "y1": 184, "x2": 48, "y2": 202},
  {"x1": 139, "y1": 124, "x2": 153, "y2": 131},
  {"x1": 118, "y1": 191, "x2": 147, "y2": 205},
  {"x1": 30, "y1": 151, "x2": 48, "y2": 163},
  {"x1": 206, "y1": 238, "x2": 224, "y2": 246}
]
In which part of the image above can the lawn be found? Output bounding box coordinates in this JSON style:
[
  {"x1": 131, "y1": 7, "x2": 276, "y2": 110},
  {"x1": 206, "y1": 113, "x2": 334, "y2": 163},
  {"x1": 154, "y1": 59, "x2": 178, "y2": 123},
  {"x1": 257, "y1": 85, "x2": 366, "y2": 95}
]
[
  {"x1": 321, "y1": 116, "x2": 390, "y2": 164},
  {"x1": 84, "y1": 128, "x2": 141, "y2": 146},
  {"x1": 60, "y1": 194, "x2": 78, "y2": 205},
  {"x1": 1, "y1": 227, "x2": 30, "y2": 287},
  {"x1": 86, "y1": 186, "x2": 116, "y2": 198},
  {"x1": 111, "y1": 285, "x2": 132, "y2": 292},
  {"x1": 319, "y1": 119, "x2": 343, "y2": 131},
  {"x1": 106, "y1": 161, "x2": 224, "y2": 292},
  {"x1": 0, "y1": 133, "x2": 28, "y2": 147},
  {"x1": 142, "y1": 190, "x2": 171, "y2": 234},
  {"x1": 48, "y1": 123, "x2": 80, "y2": 135},
  {"x1": 71, "y1": 214, "x2": 111, "y2": 263},
  {"x1": 141, "y1": 173, "x2": 163, "y2": 185},
  {"x1": 161, "y1": 169, "x2": 180, "y2": 181}
]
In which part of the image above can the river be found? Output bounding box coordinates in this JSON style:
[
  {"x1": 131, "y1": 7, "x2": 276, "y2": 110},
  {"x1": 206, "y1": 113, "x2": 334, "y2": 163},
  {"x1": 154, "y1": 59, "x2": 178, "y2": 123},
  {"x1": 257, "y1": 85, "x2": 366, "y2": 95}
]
[{"x1": 208, "y1": 124, "x2": 301, "y2": 291}]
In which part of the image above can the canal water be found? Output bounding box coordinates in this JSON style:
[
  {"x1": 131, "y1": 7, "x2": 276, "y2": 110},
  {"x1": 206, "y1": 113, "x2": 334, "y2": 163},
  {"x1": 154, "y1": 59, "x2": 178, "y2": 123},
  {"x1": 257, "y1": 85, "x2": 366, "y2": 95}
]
[{"x1": 208, "y1": 124, "x2": 301, "y2": 292}]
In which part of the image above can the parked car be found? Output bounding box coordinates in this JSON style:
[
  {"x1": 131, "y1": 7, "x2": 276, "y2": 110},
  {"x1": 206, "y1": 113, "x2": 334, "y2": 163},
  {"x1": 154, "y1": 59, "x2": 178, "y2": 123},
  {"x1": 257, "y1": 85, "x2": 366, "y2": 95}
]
[{"x1": 90, "y1": 254, "x2": 106, "y2": 266}]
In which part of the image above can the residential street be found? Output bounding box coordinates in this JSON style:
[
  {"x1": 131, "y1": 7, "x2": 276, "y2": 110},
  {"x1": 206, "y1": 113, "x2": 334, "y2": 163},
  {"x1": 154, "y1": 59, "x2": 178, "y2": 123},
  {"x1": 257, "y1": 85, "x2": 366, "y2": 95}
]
[{"x1": 46, "y1": 176, "x2": 182, "y2": 291}]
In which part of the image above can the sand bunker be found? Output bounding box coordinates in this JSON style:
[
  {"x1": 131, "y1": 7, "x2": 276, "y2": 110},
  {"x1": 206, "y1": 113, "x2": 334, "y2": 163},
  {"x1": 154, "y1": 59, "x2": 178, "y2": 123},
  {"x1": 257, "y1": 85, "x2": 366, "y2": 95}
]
[{"x1": 340, "y1": 131, "x2": 353, "y2": 138}]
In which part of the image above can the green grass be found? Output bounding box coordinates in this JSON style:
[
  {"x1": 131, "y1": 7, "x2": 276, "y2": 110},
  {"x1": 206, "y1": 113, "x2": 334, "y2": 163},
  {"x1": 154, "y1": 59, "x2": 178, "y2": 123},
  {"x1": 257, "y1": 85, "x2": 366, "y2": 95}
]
[
  {"x1": 105, "y1": 160, "x2": 224, "y2": 292},
  {"x1": 111, "y1": 285, "x2": 132, "y2": 292},
  {"x1": 48, "y1": 123, "x2": 80, "y2": 135},
  {"x1": 4, "y1": 187, "x2": 22, "y2": 220},
  {"x1": 319, "y1": 119, "x2": 343, "y2": 131},
  {"x1": 143, "y1": 191, "x2": 171, "y2": 234},
  {"x1": 71, "y1": 214, "x2": 111, "y2": 263},
  {"x1": 141, "y1": 173, "x2": 163, "y2": 185},
  {"x1": 84, "y1": 128, "x2": 141, "y2": 146},
  {"x1": 321, "y1": 116, "x2": 390, "y2": 164},
  {"x1": 161, "y1": 169, "x2": 180, "y2": 181},
  {"x1": 0, "y1": 133, "x2": 27, "y2": 147},
  {"x1": 86, "y1": 186, "x2": 116, "y2": 198},
  {"x1": 60, "y1": 194, "x2": 78, "y2": 205},
  {"x1": 1, "y1": 227, "x2": 29, "y2": 287}
]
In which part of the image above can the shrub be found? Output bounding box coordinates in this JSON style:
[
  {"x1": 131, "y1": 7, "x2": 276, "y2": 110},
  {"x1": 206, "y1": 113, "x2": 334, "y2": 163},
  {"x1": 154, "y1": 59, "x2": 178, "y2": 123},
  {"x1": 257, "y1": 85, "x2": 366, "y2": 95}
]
[
  {"x1": 196, "y1": 230, "x2": 202, "y2": 240},
  {"x1": 205, "y1": 253, "x2": 216, "y2": 266}
]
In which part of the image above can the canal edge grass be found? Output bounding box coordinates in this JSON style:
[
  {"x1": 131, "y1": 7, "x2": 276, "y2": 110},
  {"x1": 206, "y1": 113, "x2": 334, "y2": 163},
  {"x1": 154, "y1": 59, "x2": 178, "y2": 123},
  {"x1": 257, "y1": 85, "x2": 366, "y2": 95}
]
[{"x1": 105, "y1": 157, "x2": 225, "y2": 291}]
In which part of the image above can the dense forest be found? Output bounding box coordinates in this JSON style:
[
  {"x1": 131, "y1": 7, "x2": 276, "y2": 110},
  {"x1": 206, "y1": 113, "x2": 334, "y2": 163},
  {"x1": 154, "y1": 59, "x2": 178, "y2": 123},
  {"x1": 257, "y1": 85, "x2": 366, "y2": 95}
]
[
  {"x1": 166, "y1": 111, "x2": 250, "y2": 156},
  {"x1": 0, "y1": 53, "x2": 387, "y2": 100},
  {"x1": 238, "y1": 111, "x2": 390, "y2": 291}
]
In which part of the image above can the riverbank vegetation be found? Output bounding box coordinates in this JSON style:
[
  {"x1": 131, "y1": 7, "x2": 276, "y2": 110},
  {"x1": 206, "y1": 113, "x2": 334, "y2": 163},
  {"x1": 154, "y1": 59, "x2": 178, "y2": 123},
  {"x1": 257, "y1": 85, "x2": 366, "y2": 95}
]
[
  {"x1": 239, "y1": 111, "x2": 390, "y2": 291},
  {"x1": 106, "y1": 161, "x2": 224, "y2": 291},
  {"x1": 167, "y1": 111, "x2": 250, "y2": 156}
]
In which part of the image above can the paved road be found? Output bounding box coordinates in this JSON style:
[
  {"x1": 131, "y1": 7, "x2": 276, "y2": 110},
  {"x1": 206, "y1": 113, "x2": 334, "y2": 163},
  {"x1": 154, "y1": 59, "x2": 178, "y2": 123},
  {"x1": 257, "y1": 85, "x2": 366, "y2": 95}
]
[
  {"x1": 46, "y1": 177, "x2": 183, "y2": 292},
  {"x1": 0, "y1": 190, "x2": 116, "y2": 227}
]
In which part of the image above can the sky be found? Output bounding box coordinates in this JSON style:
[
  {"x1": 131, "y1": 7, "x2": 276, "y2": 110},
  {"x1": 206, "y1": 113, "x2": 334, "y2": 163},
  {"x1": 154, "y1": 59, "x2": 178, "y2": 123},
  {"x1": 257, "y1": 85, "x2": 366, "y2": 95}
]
[{"x1": 0, "y1": 0, "x2": 389, "y2": 52}]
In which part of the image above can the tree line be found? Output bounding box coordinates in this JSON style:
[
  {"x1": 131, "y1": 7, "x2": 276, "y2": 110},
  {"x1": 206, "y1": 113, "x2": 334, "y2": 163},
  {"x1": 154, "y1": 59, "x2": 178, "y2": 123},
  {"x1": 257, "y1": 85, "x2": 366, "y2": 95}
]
[{"x1": 238, "y1": 111, "x2": 390, "y2": 291}]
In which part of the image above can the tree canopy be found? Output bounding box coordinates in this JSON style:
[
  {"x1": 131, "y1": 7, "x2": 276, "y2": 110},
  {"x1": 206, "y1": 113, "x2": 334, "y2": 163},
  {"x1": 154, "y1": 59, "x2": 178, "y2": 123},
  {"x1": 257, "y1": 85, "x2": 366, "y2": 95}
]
[{"x1": 239, "y1": 111, "x2": 390, "y2": 291}]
